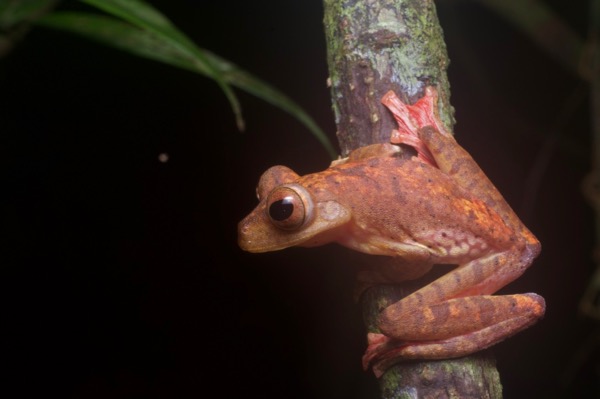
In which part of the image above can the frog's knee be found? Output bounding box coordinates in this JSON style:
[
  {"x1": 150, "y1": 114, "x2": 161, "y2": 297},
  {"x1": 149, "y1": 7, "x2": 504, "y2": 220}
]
[{"x1": 523, "y1": 238, "x2": 541, "y2": 262}]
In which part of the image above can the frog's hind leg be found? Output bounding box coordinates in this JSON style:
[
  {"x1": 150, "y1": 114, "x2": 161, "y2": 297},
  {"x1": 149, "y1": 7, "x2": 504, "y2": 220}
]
[
  {"x1": 367, "y1": 248, "x2": 545, "y2": 373},
  {"x1": 363, "y1": 292, "x2": 544, "y2": 377},
  {"x1": 379, "y1": 249, "x2": 533, "y2": 329},
  {"x1": 377, "y1": 292, "x2": 544, "y2": 344},
  {"x1": 418, "y1": 126, "x2": 540, "y2": 254}
]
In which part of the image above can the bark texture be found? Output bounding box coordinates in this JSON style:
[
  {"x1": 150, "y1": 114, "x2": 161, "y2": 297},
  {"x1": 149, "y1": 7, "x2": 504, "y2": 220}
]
[
  {"x1": 323, "y1": 0, "x2": 454, "y2": 156},
  {"x1": 323, "y1": 0, "x2": 503, "y2": 397}
]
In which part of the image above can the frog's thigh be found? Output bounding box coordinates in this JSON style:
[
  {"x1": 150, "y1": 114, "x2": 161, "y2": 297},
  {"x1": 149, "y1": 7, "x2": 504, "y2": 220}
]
[
  {"x1": 396, "y1": 294, "x2": 545, "y2": 361},
  {"x1": 381, "y1": 293, "x2": 545, "y2": 342},
  {"x1": 363, "y1": 293, "x2": 544, "y2": 375},
  {"x1": 380, "y1": 249, "x2": 530, "y2": 330}
]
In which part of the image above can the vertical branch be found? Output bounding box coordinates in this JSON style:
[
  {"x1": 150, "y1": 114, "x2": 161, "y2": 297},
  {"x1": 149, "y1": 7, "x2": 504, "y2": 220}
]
[{"x1": 322, "y1": 0, "x2": 502, "y2": 397}]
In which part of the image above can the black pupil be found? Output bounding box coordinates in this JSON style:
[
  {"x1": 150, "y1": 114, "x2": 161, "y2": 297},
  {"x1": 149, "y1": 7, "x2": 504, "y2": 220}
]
[{"x1": 269, "y1": 197, "x2": 294, "y2": 221}]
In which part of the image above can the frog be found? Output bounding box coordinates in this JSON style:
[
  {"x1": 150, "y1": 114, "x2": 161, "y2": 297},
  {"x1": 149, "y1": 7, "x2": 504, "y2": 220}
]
[{"x1": 238, "y1": 86, "x2": 545, "y2": 377}]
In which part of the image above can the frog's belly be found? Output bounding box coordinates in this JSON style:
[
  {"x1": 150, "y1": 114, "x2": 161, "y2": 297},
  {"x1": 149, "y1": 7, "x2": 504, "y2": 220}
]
[{"x1": 339, "y1": 228, "x2": 490, "y2": 264}]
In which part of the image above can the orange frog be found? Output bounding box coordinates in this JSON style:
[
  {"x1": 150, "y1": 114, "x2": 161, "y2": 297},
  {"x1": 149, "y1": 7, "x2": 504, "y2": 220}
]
[{"x1": 238, "y1": 87, "x2": 545, "y2": 377}]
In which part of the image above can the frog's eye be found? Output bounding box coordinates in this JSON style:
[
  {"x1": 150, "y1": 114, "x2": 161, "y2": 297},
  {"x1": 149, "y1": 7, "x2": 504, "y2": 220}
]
[{"x1": 266, "y1": 186, "x2": 311, "y2": 230}]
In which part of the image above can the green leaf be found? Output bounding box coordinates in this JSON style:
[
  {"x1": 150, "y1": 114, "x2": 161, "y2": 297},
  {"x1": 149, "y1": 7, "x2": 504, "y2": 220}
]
[
  {"x1": 80, "y1": 0, "x2": 243, "y2": 130},
  {"x1": 37, "y1": 11, "x2": 337, "y2": 158},
  {"x1": 205, "y1": 51, "x2": 337, "y2": 157},
  {"x1": 38, "y1": 13, "x2": 200, "y2": 71}
]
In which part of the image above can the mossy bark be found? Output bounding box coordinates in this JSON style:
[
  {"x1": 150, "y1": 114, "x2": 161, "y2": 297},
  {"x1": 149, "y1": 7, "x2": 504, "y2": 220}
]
[{"x1": 322, "y1": 0, "x2": 503, "y2": 397}]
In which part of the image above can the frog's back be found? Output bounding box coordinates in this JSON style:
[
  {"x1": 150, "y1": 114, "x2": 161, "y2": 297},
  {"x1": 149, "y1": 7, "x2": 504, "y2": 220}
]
[{"x1": 299, "y1": 156, "x2": 513, "y2": 259}]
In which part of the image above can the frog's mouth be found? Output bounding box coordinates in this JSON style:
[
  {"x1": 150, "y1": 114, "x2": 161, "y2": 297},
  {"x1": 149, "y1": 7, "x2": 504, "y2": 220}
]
[{"x1": 237, "y1": 200, "x2": 351, "y2": 253}]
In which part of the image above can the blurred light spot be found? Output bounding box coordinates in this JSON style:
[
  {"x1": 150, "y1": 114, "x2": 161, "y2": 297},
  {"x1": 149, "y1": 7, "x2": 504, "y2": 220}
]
[{"x1": 158, "y1": 153, "x2": 169, "y2": 163}]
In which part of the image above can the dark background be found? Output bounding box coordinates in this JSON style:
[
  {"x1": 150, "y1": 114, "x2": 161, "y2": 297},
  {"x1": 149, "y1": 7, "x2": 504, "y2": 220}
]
[{"x1": 2, "y1": 0, "x2": 597, "y2": 397}]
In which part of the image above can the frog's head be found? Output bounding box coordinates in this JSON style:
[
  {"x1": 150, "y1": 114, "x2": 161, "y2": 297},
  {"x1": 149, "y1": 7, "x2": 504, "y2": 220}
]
[{"x1": 238, "y1": 165, "x2": 351, "y2": 253}]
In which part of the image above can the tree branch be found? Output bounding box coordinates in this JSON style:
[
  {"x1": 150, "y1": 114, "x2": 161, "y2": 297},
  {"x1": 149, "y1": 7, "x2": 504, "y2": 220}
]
[{"x1": 322, "y1": 0, "x2": 502, "y2": 397}]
